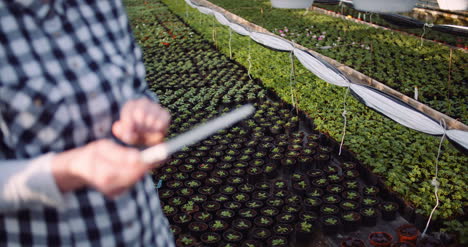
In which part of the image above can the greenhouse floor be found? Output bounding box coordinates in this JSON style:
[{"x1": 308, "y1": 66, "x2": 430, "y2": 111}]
[{"x1": 124, "y1": 0, "x2": 448, "y2": 246}]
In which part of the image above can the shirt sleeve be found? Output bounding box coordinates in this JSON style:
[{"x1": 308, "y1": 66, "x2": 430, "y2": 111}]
[{"x1": 0, "y1": 153, "x2": 67, "y2": 212}]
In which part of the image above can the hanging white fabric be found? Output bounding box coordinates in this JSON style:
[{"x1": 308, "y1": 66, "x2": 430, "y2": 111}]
[
  {"x1": 350, "y1": 84, "x2": 444, "y2": 135},
  {"x1": 294, "y1": 49, "x2": 351, "y2": 87},
  {"x1": 446, "y1": 129, "x2": 468, "y2": 150},
  {"x1": 197, "y1": 6, "x2": 215, "y2": 15},
  {"x1": 250, "y1": 32, "x2": 294, "y2": 51},
  {"x1": 183, "y1": 0, "x2": 468, "y2": 151},
  {"x1": 185, "y1": 0, "x2": 197, "y2": 8},
  {"x1": 229, "y1": 23, "x2": 250, "y2": 36},
  {"x1": 214, "y1": 12, "x2": 230, "y2": 26}
]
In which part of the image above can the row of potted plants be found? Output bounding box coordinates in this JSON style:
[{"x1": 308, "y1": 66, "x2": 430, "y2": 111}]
[
  {"x1": 160, "y1": 0, "x2": 467, "y2": 241},
  {"x1": 124, "y1": 0, "x2": 464, "y2": 243}
]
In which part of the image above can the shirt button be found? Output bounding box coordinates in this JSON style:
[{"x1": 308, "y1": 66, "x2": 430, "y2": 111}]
[
  {"x1": 53, "y1": 32, "x2": 61, "y2": 38},
  {"x1": 34, "y1": 98, "x2": 43, "y2": 107}
]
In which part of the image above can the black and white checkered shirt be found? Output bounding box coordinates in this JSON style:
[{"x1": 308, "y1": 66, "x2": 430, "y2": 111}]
[{"x1": 0, "y1": 0, "x2": 174, "y2": 246}]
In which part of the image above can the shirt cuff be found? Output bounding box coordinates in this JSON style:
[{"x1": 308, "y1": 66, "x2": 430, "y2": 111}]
[{"x1": 0, "y1": 153, "x2": 67, "y2": 212}]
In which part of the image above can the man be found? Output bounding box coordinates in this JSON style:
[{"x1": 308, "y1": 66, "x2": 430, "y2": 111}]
[{"x1": 0, "y1": 0, "x2": 174, "y2": 245}]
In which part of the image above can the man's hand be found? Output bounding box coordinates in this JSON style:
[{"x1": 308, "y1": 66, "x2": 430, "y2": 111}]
[
  {"x1": 112, "y1": 98, "x2": 171, "y2": 146},
  {"x1": 52, "y1": 140, "x2": 151, "y2": 198}
]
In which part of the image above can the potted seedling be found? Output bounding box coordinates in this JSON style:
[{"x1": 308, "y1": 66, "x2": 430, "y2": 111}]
[
  {"x1": 295, "y1": 220, "x2": 315, "y2": 243},
  {"x1": 341, "y1": 211, "x2": 362, "y2": 232},
  {"x1": 176, "y1": 234, "x2": 197, "y2": 247},
  {"x1": 342, "y1": 190, "x2": 361, "y2": 201},
  {"x1": 251, "y1": 228, "x2": 271, "y2": 241},
  {"x1": 305, "y1": 188, "x2": 324, "y2": 198},
  {"x1": 268, "y1": 236, "x2": 288, "y2": 247},
  {"x1": 173, "y1": 213, "x2": 192, "y2": 228},
  {"x1": 209, "y1": 220, "x2": 228, "y2": 232},
  {"x1": 200, "y1": 232, "x2": 221, "y2": 245},
  {"x1": 254, "y1": 216, "x2": 274, "y2": 228},
  {"x1": 189, "y1": 194, "x2": 207, "y2": 204},
  {"x1": 246, "y1": 200, "x2": 264, "y2": 209},
  {"x1": 320, "y1": 205, "x2": 339, "y2": 216},
  {"x1": 340, "y1": 200, "x2": 359, "y2": 211},
  {"x1": 222, "y1": 229, "x2": 243, "y2": 243},
  {"x1": 380, "y1": 201, "x2": 399, "y2": 221},
  {"x1": 162, "y1": 205, "x2": 178, "y2": 217},
  {"x1": 238, "y1": 184, "x2": 254, "y2": 193},
  {"x1": 323, "y1": 194, "x2": 341, "y2": 204},
  {"x1": 233, "y1": 193, "x2": 250, "y2": 203},
  {"x1": 181, "y1": 200, "x2": 199, "y2": 214},
  {"x1": 304, "y1": 197, "x2": 323, "y2": 211},
  {"x1": 188, "y1": 221, "x2": 208, "y2": 236},
  {"x1": 193, "y1": 211, "x2": 212, "y2": 222},
  {"x1": 363, "y1": 186, "x2": 380, "y2": 197},
  {"x1": 276, "y1": 212, "x2": 296, "y2": 224},
  {"x1": 252, "y1": 191, "x2": 269, "y2": 201},
  {"x1": 239, "y1": 208, "x2": 257, "y2": 219},
  {"x1": 320, "y1": 215, "x2": 341, "y2": 235},
  {"x1": 361, "y1": 207, "x2": 379, "y2": 227},
  {"x1": 224, "y1": 201, "x2": 242, "y2": 210},
  {"x1": 217, "y1": 209, "x2": 236, "y2": 222},
  {"x1": 299, "y1": 211, "x2": 318, "y2": 222},
  {"x1": 232, "y1": 218, "x2": 252, "y2": 234}
]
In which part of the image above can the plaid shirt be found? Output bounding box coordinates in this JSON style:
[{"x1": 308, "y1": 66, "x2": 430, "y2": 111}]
[{"x1": 0, "y1": 0, "x2": 174, "y2": 246}]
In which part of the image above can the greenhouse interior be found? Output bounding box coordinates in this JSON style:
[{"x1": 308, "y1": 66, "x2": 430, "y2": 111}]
[{"x1": 124, "y1": 0, "x2": 467, "y2": 246}]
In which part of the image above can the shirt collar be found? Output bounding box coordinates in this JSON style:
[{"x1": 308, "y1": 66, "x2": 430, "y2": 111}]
[{"x1": 11, "y1": 0, "x2": 65, "y2": 19}]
